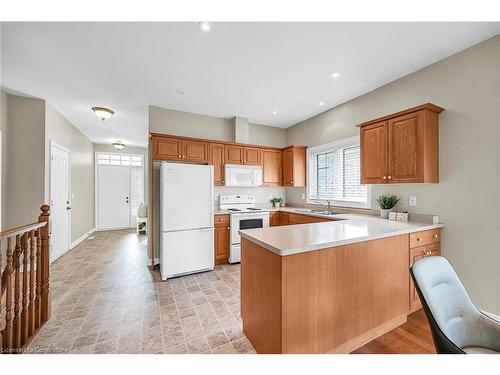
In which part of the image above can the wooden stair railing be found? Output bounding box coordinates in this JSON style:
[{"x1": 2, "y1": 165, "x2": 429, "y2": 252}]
[{"x1": 0, "y1": 205, "x2": 50, "y2": 354}]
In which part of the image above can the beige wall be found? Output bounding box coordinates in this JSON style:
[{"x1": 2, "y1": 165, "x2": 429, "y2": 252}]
[
  {"x1": 93, "y1": 143, "x2": 148, "y2": 202},
  {"x1": 149, "y1": 105, "x2": 233, "y2": 141},
  {"x1": 285, "y1": 36, "x2": 500, "y2": 314},
  {"x1": 5, "y1": 95, "x2": 46, "y2": 229},
  {"x1": 0, "y1": 90, "x2": 8, "y2": 229},
  {"x1": 44, "y1": 103, "x2": 95, "y2": 242}
]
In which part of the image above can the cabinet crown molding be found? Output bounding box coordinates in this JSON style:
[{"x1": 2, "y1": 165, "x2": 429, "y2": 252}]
[{"x1": 356, "y1": 103, "x2": 444, "y2": 128}]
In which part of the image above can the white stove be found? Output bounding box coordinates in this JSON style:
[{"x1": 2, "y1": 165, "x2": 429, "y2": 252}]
[{"x1": 219, "y1": 195, "x2": 270, "y2": 263}]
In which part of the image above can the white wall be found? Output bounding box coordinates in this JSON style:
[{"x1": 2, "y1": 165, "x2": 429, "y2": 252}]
[{"x1": 285, "y1": 36, "x2": 500, "y2": 314}]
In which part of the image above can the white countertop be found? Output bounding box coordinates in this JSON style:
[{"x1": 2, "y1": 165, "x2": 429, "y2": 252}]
[{"x1": 238, "y1": 212, "x2": 443, "y2": 256}]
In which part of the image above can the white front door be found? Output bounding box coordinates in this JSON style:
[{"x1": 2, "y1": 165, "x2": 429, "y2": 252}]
[
  {"x1": 50, "y1": 143, "x2": 71, "y2": 262},
  {"x1": 98, "y1": 165, "x2": 130, "y2": 230}
]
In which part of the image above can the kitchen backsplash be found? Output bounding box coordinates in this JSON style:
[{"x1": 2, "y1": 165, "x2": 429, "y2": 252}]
[{"x1": 214, "y1": 186, "x2": 286, "y2": 206}]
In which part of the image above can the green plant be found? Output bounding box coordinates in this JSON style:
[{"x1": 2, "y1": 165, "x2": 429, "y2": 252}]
[
  {"x1": 271, "y1": 197, "x2": 283, "y2": 204},
  {"x1": 376, "y1": 195, "x2": 400, "y2": 210}
]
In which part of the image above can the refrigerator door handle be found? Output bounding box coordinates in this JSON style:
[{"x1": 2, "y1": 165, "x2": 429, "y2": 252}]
[{"x1": 200, "y1": 228, "x2": 214, "y2": 231}]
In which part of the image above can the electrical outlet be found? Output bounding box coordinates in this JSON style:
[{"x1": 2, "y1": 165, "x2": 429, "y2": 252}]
[
  {"x1": 301, "y1": 193, "x2": 305, "y2": 200},
  {"x1": 409, "y1": 196, "x2": 417, "y2": 206}
]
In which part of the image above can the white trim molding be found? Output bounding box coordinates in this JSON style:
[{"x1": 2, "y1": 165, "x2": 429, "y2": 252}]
[{"x1": 70, "y1": 227, "x2": 96, "y2": 249}]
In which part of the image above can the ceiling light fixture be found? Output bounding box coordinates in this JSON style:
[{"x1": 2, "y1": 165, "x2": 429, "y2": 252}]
[
  {"x1": 112, "y1": 141, "x2": 125, "y2": 150},
  {"x1": 92, "y1": 106, "x2": 114, "y2": 121},
  {"x1": 331, "y1": 72, "x2": 340, "y2": 79},
  {"x1": 198, "y1": 22, "x2": 212, "y2": 32},
  {"x1": 319, "y1": 101, "x2": 325, "y2": 106},
  {"x1": 272, "y1": 110, "x2": 278, "y2": 115}
]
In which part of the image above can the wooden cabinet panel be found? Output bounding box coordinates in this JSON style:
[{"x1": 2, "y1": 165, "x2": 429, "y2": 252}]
[
  {"x1": 270, "y1": 212, "x2": 281, "y2": 227},
  {"x1": 214, "y1": 215, "x2": 230, "y2": 265},
  {"x1": 209, "y1": 143, "x2": 225, "y2": 185},
  {"x1": 244, "y1": 147, "x2": 261, "y2": 165},
  {"x1": 409, "y1": 246, "x2": 425, "y2": 312},
  {"x1": 283, "y1": 146, "x2": 306, "y2": 187},
  {"x1": 225, "y1": 145, "x2": 244, "y2": 164},
  {"x1": 262, "y1": 149, "x2": 282, "y2": 186},
  {"x1": 409, "y1": 230, "x2": 441, "y2": 312},
  {"x1": 388, "y1": 112, "x2": 423, "y2": 183},
  {"x1": 360, "y1": 121, "x2": 388, "y2": 184},
  {"x1": 287, "y1": 213, "x2": 332, "y2": 225},
  {"x1": 409, "y1": 228, "x2": 440, "y2": 248},
  {"x1": 153, "y1": 136, "x2": 181, "y2": 160},
  {"x1": 181, "y1": 139, "x2": 208, "y2": 163},
  {"x1": 280, "y1": 212, "x2": 289, "y2": 226}
]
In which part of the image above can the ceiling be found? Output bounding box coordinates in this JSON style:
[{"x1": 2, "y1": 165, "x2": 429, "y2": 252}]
[{"x1": 1, "y1": 22, "x2": 499, "y2": 146}]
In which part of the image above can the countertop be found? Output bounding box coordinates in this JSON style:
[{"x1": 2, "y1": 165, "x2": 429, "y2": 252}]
[{"x1": 238, "y1": 211, "x2": 443, "y2": 256}]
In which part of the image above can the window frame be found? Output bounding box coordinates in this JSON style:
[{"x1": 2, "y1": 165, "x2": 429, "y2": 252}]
[{"x1": 306, "y1": 136, "x2": 372, "y2": 209}]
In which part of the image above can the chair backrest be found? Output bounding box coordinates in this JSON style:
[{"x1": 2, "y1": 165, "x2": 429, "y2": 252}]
[{"x1": 410, "y1": 256, "x2": 482, "y2": 354}]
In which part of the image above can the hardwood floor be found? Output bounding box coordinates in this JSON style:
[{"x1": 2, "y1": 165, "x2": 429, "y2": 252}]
[{"x1": 353, "y1": 309, "x2": 436, "y2": 354}]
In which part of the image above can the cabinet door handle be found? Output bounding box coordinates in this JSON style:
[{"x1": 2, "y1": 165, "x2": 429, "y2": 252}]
[
  {"x1": 417, "y1": 238, "x2": 423, "y2": 242},
  {"x1": 387, "y1": 176, "x2": 392, "y2": 180},
  {"x1": 178, "y1": 154, "x2": 181, "y2": 158},
  {"x1": 227, "y1": 227, "x2": 230, "y2": 230},
  {"x1": 383, "y1": 176, "x2": 387, "y2": 180},
  {"x1": 433, "y1": 234, "x2": 438, "y2": 238}
]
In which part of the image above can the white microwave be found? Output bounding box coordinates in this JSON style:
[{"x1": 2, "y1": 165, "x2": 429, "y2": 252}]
[{"x1": 224, "y1": 164, "x2": 263, "y2": 187}]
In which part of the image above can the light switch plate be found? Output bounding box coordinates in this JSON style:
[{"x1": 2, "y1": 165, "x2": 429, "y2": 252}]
[
  {"x1": 409, "y1": 196, "x2": 417, "y2": 206},
  {"x1": 301, "y1": 193, "x2": 306, "y2": 200}
]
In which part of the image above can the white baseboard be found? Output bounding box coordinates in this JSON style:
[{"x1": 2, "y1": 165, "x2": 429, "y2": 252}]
[
  {"x1": 70, "y1": 227, "x2": 96, "y2": 249},
  {"x1": 147, "y1": 257, "x2": 160, "y2": 266}
]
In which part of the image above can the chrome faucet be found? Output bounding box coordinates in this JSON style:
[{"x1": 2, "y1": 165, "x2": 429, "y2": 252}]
[{"x1": 315, "y1": 200, "x2": 336, "y2": 214}]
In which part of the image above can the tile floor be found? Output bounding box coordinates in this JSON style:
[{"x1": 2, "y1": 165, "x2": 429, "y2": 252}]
[{"x1": 27, "y1": 230, "x2": 255, "y2": 354}]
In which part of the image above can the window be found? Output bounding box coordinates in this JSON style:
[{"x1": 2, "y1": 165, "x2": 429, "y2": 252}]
[
  {"x1": 307, "y1": 136, "x2": 371, "y2": 209},
  {"x1": 97, "y1": 153, "x2": 143, "y2": 166}
]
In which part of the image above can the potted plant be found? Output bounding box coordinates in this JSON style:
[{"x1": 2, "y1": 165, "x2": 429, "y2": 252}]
[
  {"x1": 271, "y1": 197, "x2": 283, "y2": 208},
  {"x1": 376, "y1": 195, "x2": 400, "y2": 219}
]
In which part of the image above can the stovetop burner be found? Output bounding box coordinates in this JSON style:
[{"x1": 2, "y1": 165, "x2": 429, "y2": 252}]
[
  {"x1": 246, "y1": 208, "x2": 262, "y2": 211},
  {"x1": 227, "y1": 208, "x2": 241, "y2": 212}
]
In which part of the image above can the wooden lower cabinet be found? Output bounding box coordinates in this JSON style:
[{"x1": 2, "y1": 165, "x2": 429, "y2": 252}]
[
  {"x1": 409, "y1": 229, "x2": 441, "y2": 312},
  {"x1": 270, "y1": 212, "x2": 281, "y2": 227},
  {"x1": 287, "y1": 213, "x2": 333, "y2": 225},
  {"x1": 214, "y1": 215, "x2": 230, "y2": 265}
]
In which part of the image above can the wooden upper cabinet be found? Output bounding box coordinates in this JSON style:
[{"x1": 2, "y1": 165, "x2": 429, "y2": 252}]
[
  {"x1": 262, "y1": 149, "x2": 282, "y2": 186},
  {"x1": 181, "y1": 139, "x2": 208, "y2": 163},
  {"x1": 283, "y1": 146, "x2": 306, "y2": 187},
  {"x1": 244, "y1": 147, "x2": 261, "y2": 165},
  {"x1": 152, "y1": 136, "x2": 181, "y2": 160},
  {"x1": 224, "y1": 145, "x2": 244, "y2": 164},
  {"x1": 359, "y1": 103, "x2": 443, "y2": 184},
  {"x1": 209, "y1": 143, "x2": 225, "y2": 186},
  {"x1": 388, "y1": 112, "x2": 423, "y2": 183},
  {"x1": 360, "y1": 121, "x2": 388, "y2": 184}
]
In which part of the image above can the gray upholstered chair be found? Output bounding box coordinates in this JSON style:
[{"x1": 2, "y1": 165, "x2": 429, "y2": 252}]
[{"x1": 410, "y1": 256, "x2": 500, "y2": 354}]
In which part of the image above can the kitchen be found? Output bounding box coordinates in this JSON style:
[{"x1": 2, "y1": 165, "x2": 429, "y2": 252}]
[
  {"x1": 150, "y1": 102, "x2": 448, "y2": 353},
  {"x1": 140, "y1": 27, "x2": 500, "y2": 356}
]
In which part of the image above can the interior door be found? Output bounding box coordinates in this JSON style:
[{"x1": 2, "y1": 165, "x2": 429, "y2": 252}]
[
  {"x1": 98, "y1": 165, "x2": 130, "y2": 230},
  {"x1": 50, "y1": 143, "x2": 71, "y2": 262}
]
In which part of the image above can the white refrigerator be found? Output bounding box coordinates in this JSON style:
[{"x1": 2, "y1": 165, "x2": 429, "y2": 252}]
[{"x1": 160, "y1": 162, "x2": 214, "y2": 280}]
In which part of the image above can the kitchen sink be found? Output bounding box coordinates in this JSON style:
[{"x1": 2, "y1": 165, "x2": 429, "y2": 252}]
[{"x1": 310, "y1": 210, "x2": 338, "y2": 215}]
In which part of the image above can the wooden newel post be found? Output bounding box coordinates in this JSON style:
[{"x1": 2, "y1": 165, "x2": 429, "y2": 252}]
[{"x1": 38, "y1": 205, "x2": 51, "y2": 323}]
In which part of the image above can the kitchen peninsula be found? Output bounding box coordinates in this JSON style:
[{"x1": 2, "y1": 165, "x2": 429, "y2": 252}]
[{"x1": 239, "y1": 214, "x2": 443, "y2": 354}]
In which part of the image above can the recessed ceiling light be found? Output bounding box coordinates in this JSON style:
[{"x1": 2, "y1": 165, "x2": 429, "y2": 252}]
[
  {"x1": 319, "y1": 101, "x2": 325, "y2": 106},
  {"x1": 198, "y1": 22, "x2": 212, "y2": 32},
  {"x1": 92, "y1": 106, "x2": 114, "y2": 121},
  {"x1": 272, "y1": 110, "x2": 278, "y2": 115},
  {"x1": 112, "y1": 141, "x2": 125, "y2": 150},
  {"x1": 331, "y1": 72, "x2": 340, "y2": 78}
]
